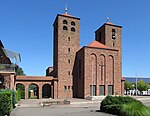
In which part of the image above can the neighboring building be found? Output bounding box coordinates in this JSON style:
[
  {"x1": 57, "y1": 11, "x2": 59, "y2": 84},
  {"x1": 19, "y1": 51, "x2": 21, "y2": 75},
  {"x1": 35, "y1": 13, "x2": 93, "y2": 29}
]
[
  {"x1": 0, "y1": 11, "x2": 125, "y2": 99},
  {"x1": 125, "y1": 77, "x2": 150, "y2": 84},
  {"x1": 0, "y1": 40, "x2": 15, "y2": 90}
]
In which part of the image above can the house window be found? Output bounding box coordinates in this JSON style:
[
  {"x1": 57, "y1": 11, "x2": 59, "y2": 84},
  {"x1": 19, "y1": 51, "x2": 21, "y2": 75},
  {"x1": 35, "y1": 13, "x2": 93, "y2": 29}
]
[
  {"x1": 71, "y1": 27, "x2": 75, "y2": 32},
  {"x1": 63, "y1": 20, "x2": 68, "y2": 24},
  {"x1": 71, "y1": 21, "x2": 75, "y2": 26},
  {"x1": 63, "y1": 26, "x2": 68, "y2": 30}
]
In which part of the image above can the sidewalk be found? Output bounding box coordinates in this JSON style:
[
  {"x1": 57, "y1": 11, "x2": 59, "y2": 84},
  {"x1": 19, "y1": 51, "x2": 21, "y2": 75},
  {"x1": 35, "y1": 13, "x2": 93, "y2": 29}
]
[{"x1": 16, "y1": 95, "x2": 150, "y2": 108}]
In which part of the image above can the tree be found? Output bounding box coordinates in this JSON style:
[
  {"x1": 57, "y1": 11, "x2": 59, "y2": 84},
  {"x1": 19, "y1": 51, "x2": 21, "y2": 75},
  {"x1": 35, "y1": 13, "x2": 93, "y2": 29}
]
[
  {"x1": 136, "y1": 80, "x2": 150, "y2": 95},
  {"x1": 15, "y1": 65, "x2": 26, "y2": 76},
  {"x1": 124, "y1": 80, "x2": 133, "y2": 95}
]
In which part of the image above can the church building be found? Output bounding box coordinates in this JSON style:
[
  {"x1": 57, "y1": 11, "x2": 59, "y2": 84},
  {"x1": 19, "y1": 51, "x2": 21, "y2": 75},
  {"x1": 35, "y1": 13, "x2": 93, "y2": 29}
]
[
  {"x1": 46, "y1": 11, "x2": 124, "y2": 98},
  {"x1": 0, "y1": 10, "x2": 125, "y2": 99}
]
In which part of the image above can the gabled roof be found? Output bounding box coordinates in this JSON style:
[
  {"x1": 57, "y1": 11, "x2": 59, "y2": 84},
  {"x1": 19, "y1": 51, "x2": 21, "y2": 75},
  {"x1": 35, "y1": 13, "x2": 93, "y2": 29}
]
[{"x1": 87, "y1": 40, "x2": 117, "y2": 51}]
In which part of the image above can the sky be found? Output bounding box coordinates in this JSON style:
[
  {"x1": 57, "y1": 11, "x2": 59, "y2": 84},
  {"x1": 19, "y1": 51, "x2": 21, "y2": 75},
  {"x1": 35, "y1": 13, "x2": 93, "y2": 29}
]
[{"x1": 0, "y1": 0, "x2": 150, "y2": 77}]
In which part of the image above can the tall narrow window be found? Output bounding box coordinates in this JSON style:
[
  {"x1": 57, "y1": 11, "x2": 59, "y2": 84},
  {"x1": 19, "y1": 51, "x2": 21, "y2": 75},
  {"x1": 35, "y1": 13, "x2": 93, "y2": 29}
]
[
  {"x1": 68, "y1": 71, "x2": 70, "y2": 75},
  {"x1": 63, "y1": 26, "x2": 68, "y2": 30},
  {"x1": 68, "y1": 48, "x2": 70, "y2": 52},
  {"x1": 112, "y1": 29, "x2": 116, "y2": 39},
  {"x1": 64, "y1": 86, "x2": 67, "y2": 91},
  {"x1": 68, "y1": 37, "x2": 70, "y2": 41},
  {"x1": 63, "y1": 20, "x2": 68, "y2": 24},
  {"x1": 68, "y1": 59, "x2": 70, "y2": 64},
  {"x1": 68, "y1": 86, "x2": 70, "y2": 91},
  {"x1": 113, "y1": 42, "x2": 115, "y2": 47}
]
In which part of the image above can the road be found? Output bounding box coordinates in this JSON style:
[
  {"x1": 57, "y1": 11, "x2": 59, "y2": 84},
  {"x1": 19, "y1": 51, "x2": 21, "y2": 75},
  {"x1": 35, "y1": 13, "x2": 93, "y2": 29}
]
[{"x1": 10, "y1": 105, "x2": 114, "y2": 116}]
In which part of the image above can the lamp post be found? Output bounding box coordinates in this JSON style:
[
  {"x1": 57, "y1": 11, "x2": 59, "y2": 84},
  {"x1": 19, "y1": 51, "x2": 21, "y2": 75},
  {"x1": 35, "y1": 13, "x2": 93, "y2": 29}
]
[{"x1": 136, "y1": 71, "x2": 138, "y2": 96}]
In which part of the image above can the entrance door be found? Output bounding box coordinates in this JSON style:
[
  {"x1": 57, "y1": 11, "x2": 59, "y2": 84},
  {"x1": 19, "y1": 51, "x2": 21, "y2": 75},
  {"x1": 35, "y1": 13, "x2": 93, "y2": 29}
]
[
  {"x1": 108, "y1": 85, "x2": 113, "y2": 95},
  {"x1": 90, "y1": 85, "x2": 96, "y2": 96},
  {"x1": 99, "y1": 85, "x2": 105, "y2": 96}
]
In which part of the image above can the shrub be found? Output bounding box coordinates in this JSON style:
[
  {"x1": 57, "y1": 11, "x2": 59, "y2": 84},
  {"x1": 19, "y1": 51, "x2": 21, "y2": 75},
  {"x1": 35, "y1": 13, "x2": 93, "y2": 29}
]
[
  {"x1": 0, "y1": 89, "x2": 20, "y2": 116},
  {"x1": 100, "y1": 96, "x2": 145, "y2": 115},
  {"x1": 0, "y1": 90, "x2": 13, "y2": 116}
]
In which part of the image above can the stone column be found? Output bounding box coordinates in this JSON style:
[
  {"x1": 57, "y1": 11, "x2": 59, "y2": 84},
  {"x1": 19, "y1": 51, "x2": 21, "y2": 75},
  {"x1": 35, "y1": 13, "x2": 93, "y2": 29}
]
[
  {"x1": 51, "y1": 85, "x2": 53, "y2": 98},
  {"x1": 54, "y1": 81, "x2": 58, "y2": 99},
  {"x1": 25, "y1": 85, "x2": 28, "y2": 100},
  {"x1": 10, "y1": 74, "x2": 15, "y2": 89},
  {"x1": 39, "y1": 84, "x2": 42, "y2": 99}
]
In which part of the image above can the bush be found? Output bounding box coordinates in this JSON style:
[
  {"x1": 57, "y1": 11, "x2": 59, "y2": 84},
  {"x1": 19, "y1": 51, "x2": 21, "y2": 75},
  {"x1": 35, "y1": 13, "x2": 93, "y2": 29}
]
[
  {"x1": 0, "y1": 90, "x2": 13, "y2": 116},
  {"x1": 100, "y1": 96, "x2": 147, "y2": 115}
]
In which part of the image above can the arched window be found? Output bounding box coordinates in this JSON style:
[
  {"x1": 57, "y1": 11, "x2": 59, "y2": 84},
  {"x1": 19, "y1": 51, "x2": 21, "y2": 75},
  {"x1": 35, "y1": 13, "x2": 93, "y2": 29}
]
[
  {"x1": 71, "y1": 27, "x2": 75, "y2": 32},
  {"x1": 63, "y1": 26, "x2": 68, "y2": 30},
  {"x1": 112, "y1": 29, "x2": 116, "y2": 39},
  {"x1": 71, "y1": 21, "x2": 75, "y2": 26},
  {"x1": 63, "y1": 20, "x2": 68, "y2": 24}
]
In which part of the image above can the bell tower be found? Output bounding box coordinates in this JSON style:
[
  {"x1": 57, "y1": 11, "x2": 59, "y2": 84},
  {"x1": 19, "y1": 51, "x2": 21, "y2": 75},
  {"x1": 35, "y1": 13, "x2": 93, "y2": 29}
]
[
  {"x1": 53, "y1": 10, "x2": 80, "y2": 98},
  {"x1": 95, "y1": 21, "x2": 122, "y2": 51}
]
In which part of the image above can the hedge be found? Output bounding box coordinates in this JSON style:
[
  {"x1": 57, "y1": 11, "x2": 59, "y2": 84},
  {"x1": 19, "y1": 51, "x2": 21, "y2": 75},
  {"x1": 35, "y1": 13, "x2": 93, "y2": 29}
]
[
  {"x1": 0, "y1": 89, "x2": 21, "y2": 116},
  {"x1": 0, "y1": 90, "x2": 12, "y2": 116}
]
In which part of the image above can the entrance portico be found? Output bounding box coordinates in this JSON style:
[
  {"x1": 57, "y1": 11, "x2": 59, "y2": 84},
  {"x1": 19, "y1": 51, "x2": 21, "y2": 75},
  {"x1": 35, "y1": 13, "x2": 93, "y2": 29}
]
[{"x1": 15, "y1": 76, "x2": 58, "y2": 99}]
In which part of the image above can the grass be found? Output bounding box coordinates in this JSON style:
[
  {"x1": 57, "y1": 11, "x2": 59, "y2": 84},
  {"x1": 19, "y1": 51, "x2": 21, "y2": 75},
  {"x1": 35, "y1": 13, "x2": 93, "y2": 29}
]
[
  {"x1": 29, "y1": 96, "x2": 38, "y2": 99},
  {"x1": 121, "y1": 101, "x2": 150, "y2": 116}
]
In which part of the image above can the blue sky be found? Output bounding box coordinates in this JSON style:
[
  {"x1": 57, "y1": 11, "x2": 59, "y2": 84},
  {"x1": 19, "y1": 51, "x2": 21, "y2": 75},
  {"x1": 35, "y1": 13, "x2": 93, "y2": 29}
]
[{"x1": 0, "y1": 0, "x2": 150, "y2": 77}]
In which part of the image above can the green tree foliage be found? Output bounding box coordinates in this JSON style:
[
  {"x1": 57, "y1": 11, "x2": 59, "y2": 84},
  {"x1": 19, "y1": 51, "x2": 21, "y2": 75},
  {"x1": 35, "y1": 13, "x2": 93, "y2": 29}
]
[
  {"x1": 16, "y1": 84, "x2": 25, "y2": 99},
  {"x1": 137, "y1": 80, "x2": 150, "y2": 94},
  {"x1": 15, "y1": 65, "x2": 25, "y2": 76},
  {"x1": 124, "y1": 80, "x2": 133, "y2": 94}
]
